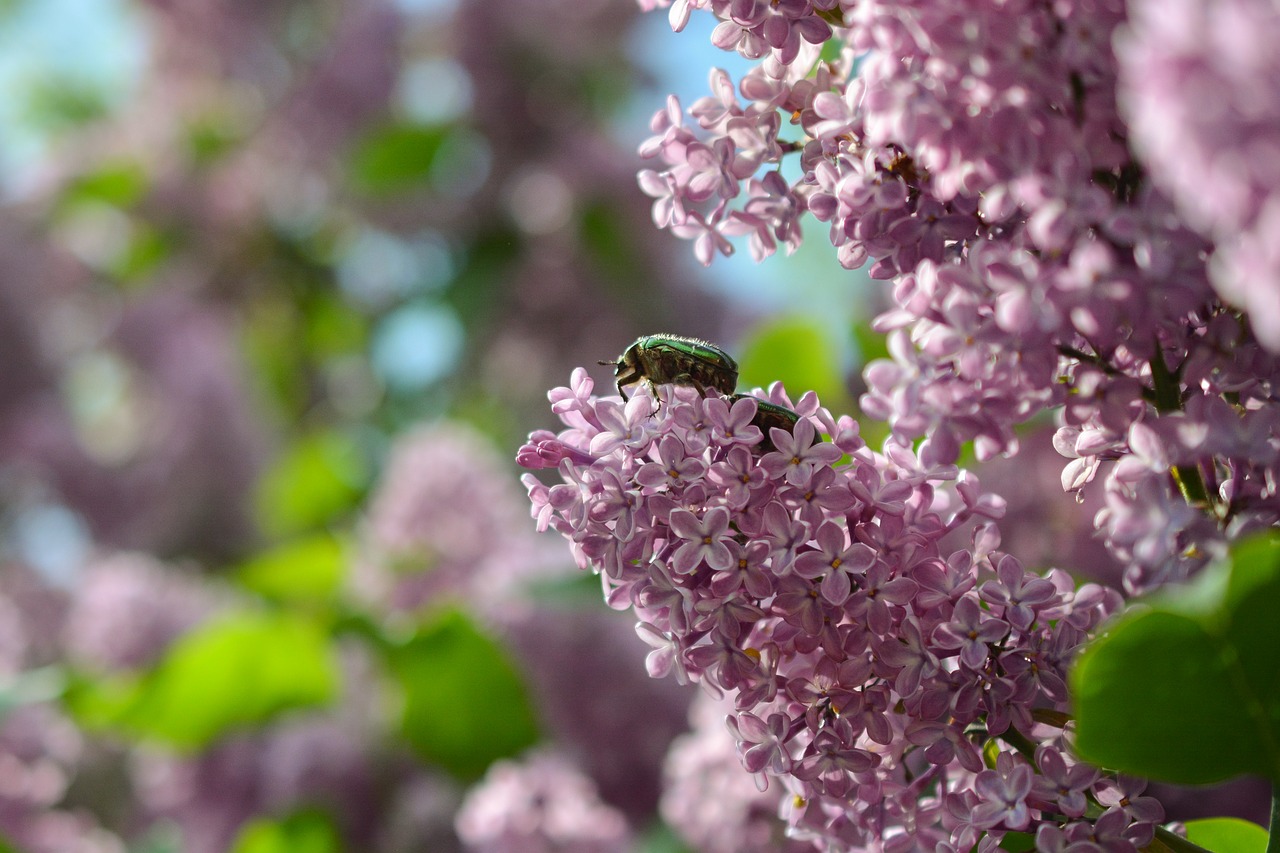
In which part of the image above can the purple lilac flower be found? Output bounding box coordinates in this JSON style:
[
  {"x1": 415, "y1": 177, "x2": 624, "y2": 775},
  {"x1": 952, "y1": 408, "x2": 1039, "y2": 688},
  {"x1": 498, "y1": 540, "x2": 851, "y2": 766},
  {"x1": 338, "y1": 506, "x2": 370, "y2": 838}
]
[
  {"x1": 1030, "y1": 745, "x2": 1097, "y2": 819},
  {"x1": 1117, "y1": 0, "x2": 1280, "y2": 349},
  {"x1": 354, "y1": 422, "x2": 565, "y2": 618},
  {"x1": 62, "y1": 551, "x2": 217, "y2": 672},
  {"x1": 519, "y1": 373, "x2": 1155, "y2": 850},
  {"x1": 1, "y1": 292, "x2": 268, "y2": 561},
  {"x1": 661, "y1": 694, "x2": 813, "y2": 853},
  {"x1": 971, "y1": 753, "x2": 1034, "y2": 831},
  {"x1": 632, "y1": 0, "x2": 1280, "y2": 597},
  {"x1": 494, "y1": 605, "x2": 693, "y2": 823},
  {"x1": 453, "y1": 749, "x2": 632, "y2": 853},
  {"x1": 0, "y1": 568, "x2": 126, "y2": 851},
  {"x1": 0, "y1": 704, "x2": 125, "y2": 853}
]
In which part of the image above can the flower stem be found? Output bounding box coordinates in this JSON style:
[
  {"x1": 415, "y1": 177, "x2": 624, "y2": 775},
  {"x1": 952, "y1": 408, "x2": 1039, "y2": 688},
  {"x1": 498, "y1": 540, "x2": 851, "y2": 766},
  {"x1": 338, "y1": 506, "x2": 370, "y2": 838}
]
[
  {"x1": 1152, "y1": 824, "x2": 1215, "y2": 853},
  {"x1": 1148, "y1": 351, "x2": 1215, "y2": 510},
  {"x1": 1268, "y1": 785, "x2": 1280, "y2": 853},
  {"x1": 996, "y1": 725, "x2": 1038, "y2": 763}
]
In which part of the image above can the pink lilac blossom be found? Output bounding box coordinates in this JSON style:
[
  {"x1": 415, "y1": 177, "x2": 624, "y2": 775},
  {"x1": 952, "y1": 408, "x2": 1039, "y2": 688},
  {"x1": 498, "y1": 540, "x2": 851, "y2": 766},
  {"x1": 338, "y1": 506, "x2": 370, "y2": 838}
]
[
  {"x1": 0, "y1": 562, "x2": 69, "y2": 672},
  {"x1": 2, "y1": 292, "x2": 269, "y2": 561},
  {"x1": 961, "y1": 425, "x2": 1122, "y2": 585},
  {"x1": 353, "y1": 422, "x2": 564, "y2": 617},
  {"x1": 62, "y1": 551, "x2": 218, "y2": 672},
  {"x1": 369, "y1": 773, "x2": 466, "y2": 853},
  {"x1": 453, "y1": 749, "x2": 632, "y2": 853},
  {"x1": 518, "y1": 374, "x2": 1150, "y2": 851},
  {"x1": 633, "y1": 0, "x2": 1280, "y2": 595},
  {"x1": 0, "y1": 705, "x2": 121, "y2": 853},
  {"x1": 661, "y1": 693, "x2": 813, "y2": 853},
  {"x1": 1116, "y1": 0, "x2": 1280, "y2": 350}
]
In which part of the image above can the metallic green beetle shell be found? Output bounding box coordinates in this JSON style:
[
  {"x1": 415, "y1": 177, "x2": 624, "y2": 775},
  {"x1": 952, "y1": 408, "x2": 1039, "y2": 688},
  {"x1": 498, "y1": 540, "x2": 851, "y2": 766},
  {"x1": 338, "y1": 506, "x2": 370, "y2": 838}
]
[
  {"x1": 733, "y1": 394, "x2": 797, "y2": 452},
  {"x1": 604, "y1": 334, "x2": 739, "y2": 400},
  {"x1": 730, "y1": 394, "x2": 817, "y2": 453}
]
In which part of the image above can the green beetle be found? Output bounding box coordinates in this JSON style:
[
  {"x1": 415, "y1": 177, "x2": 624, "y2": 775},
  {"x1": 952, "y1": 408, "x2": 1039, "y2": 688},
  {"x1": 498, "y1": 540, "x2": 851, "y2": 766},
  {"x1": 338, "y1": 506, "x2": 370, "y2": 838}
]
[
  {"x1": 732, "y1": 394, "x2": 800, "y2": 452},
  {"x1": 602, "y1": 334, "x2": 739, "y2": 400},
  {"x1": 731, "y1": 394, "x2": 822, "y2": 453}
]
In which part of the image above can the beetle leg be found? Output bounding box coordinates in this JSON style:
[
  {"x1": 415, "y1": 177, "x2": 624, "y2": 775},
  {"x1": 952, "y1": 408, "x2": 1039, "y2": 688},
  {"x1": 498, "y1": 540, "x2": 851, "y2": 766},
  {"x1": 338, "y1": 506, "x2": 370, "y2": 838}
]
[
  {"x1": 671, "y1": 372, "x2": 710, "y2": 398},
  {"x1": 612, "y1": 362, "x2": 643, "y2": 400}
]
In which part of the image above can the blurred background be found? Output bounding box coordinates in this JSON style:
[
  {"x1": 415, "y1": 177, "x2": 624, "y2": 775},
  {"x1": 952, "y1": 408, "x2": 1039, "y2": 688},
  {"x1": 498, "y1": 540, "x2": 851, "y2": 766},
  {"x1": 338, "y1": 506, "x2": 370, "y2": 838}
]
[{"x1": 0, "y1": 0, "x2": 1133, "y2": 851}]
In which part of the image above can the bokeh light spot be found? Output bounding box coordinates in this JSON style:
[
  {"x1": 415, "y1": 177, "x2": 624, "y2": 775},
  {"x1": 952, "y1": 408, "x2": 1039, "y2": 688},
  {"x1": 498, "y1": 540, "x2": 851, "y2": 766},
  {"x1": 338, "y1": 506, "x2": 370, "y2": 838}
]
[{"x1": 371, "y1": 303, "x2": 464, "y2": 392}]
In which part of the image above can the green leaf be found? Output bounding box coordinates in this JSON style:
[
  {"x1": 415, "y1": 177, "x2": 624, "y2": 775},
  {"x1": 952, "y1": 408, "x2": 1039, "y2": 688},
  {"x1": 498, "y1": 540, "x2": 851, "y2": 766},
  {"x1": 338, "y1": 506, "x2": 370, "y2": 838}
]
[
  {"x1": 20, "y1": 74, "x2": 110, "y2": 133},
  {"x1": 1072, "y1": 533, "x2": 1280, "y2": 783},
  {"x1": 349, "y1": 122, "x2": 451, "y2": 195},
  {"x1": 304, "y1": 293, "x2": 368, "y2": 357},
  {"x1": 384, "y1": 609, "x2": 539, "y2": 780},
  {"x1": 236, "y1": 534, "x2": 346, "y2": 605},
  {"x1": 69, "y1": 611, "x2": 338, "y2": 749},
  {"x1": 1183, "y1": 817, "x2": 1268, "y2": 853},
  {"x1": 998, "y1": 831, "x2": 1035, "y2": 852},
  {"x1": 522, "y1": 570, "x2": 602, "y2": 606},
  {"x1": 579, "y1": 199, "x2": 643, "y2": 283},
  {"x1": 254, "y1": 431, "x2": 367, "y2": 537},
  {"x1": 60, "y1": 161, "x2": 148, "y2": 209},
  {"x1": 737, "y1": 319, "x2": 847, "y2": 409},
  {"x1": 230, "y1": 810, "x2": 343, "y2": 853},
  {"x1": 851, "y1": 317, "x2": 890, "y2": 367},
  {"x1": 109, "y1": 223, "x2": 171, "y2": 284},
  {"x1": 185, "y1": 115, "x2": 243, "y2": 167}
]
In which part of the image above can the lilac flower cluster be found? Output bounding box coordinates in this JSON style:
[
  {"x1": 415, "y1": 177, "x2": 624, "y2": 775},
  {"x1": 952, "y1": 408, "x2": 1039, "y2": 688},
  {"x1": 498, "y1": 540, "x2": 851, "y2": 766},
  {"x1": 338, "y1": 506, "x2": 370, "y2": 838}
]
[
  {"x1": 454, "y1": 749, "x2": 632, "y2": 853},
  {"x1": 1117, "y1": 0, "x2": 1280, "y2": 350},
  {"x1": 519, "y1": 374, "x2": 1156, "y2": 851},
  {"x1": 0, "y1": 563, "x2": 126, "y2": 852},
  {"x1": 661, "y1": 693, "x2": 814, "y2": 853},
  {"x1": 634, "y1": 0, "x2": 1280, "y2": 593},
  {"x1": 0, "y1": 704, "x2": 125, "y2": 853},
  {"x1": 62, "y1": 552, "x2": 219, "y2": 673},
  {"x1": 354, "y1": 422, "x2": 566, "y2": 619}
]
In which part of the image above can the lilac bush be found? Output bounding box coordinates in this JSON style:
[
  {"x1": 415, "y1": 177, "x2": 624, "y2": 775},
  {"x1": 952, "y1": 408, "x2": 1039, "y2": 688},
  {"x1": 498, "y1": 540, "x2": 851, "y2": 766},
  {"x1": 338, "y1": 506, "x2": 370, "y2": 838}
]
[
  {"x1": 632, "y1": 0, "x2": 1280, "y2": 595},
  {"x1": 519, "y1": 377, "x2": 1158, "y2": 850},
  {"x1": 519, "y1": 0, "x2": 1280, "y2": 847},
  {"x1": 1117, "y1": 0, "x2": 1280, "y2": 349}
]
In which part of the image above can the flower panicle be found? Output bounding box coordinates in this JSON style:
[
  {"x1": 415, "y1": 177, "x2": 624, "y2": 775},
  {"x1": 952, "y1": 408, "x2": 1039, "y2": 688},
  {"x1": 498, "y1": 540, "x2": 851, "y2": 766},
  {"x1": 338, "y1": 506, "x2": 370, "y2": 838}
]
[{"x1": 518, "y1": 369, "x2": 1155, "y2": 852}]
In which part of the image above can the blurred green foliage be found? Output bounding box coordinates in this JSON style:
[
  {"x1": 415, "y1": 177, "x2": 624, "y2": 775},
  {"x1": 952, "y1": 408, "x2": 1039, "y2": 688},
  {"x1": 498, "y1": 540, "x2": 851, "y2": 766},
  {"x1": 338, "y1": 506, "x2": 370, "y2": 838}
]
[
  {"x1": 20, "y1": 74, "x2": 111, "y2": 133},
  {"x1": 633, "y1": 824, "x2": 696, "y2": 853},
  {"x1": 350, "y1": 122, "x2": 454, "y2": 196},
  {"x1": 55, "y1": 160, "x2": 148, "y2": 211},
  {"x1": 235, "y1": 534, "x2": 347, "y2": 607},
  {"x1": 1072, "y1": 533, "x2": 1280, "y2": 784},
  {"x1": 231, "y1": 811, "x2": 344, "y2": 853},
  {"x1": 1183, "y1": 818, "x2": 1268, "y2": 853},
  {"x1": 253, "y1": 431, "x2": 370, "y2": 538},
  {"x1": 384, "y1": 609, "x2": 540, "y2": 781},
  {"x1": 738, "y1": 317, "x2": 847, "y2": 408},
  {"x1": 68, "y1": 611, "x2": 339, "y2": 749}
]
